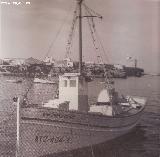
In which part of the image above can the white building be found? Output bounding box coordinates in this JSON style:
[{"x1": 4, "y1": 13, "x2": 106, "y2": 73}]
[
  {"x1": 63, "y1": 57, "x2": 74, "y2": 67},
  {"x1": 44, "y1": 56, "x2": 55, "y2": 65},
  {"x1": 0, "y1": 59, "x2": 4, "y2": 65},
  {"x1": 3, "y1": 58, "x2": 25, "y2": 65}
]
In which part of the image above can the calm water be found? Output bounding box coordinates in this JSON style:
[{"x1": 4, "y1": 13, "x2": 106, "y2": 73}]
[{"x1": 0, "y1": 75, "x2": 159, "y2": 157}]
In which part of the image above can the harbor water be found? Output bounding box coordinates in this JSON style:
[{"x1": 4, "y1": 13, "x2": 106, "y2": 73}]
[{"x1": 0, "y1": 75, "x2": 159, "y2": 157}]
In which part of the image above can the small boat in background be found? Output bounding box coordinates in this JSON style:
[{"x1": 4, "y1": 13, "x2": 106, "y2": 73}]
[
  {"x1": 6, "y1": 79, "x2": 22, "y2": 83},
  {"x1": 33, "y1": 77, "x2": 56, "y2": 84}
]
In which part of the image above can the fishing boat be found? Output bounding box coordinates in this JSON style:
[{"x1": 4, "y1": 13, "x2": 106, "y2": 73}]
[
  {"x1": 6, "y1": 79, "x2": 22, "y2": 83},
  {"x1": 15, "y1": 1, "x2": 147, "y2": 156}
]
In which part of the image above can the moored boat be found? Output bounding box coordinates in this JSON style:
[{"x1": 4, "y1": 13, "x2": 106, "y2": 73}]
[
  {"x1": 15, "y1": 1, "x2": 147, "y2": 156},
  {"x1": 15, "y1": 72, "x2": 146, "y2": 157},
  {"x1": 6, "y1": 79, "x2": 22, "y2": 83}
]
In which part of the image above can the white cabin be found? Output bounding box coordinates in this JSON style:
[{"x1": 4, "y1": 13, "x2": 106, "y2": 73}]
[
  {"x1": 44, "y1": 73, "x2": 89, "y2": 112},
  {"x1": 44, "y1": 73, "x2": 121, "y2": 116}
]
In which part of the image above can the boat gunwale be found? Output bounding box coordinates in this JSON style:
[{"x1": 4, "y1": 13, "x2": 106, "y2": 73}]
[
  {"x1": 21, "y1": 103, "x2": 145, "y2": 119},
  {"x1": 20, "y1": 116, "x2": 140, "y2": 130}
]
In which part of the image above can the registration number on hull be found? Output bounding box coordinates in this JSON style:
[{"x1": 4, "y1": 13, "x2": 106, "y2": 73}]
[{"x1": 35, "y1": 135, "x2": 72, "y2": 144}]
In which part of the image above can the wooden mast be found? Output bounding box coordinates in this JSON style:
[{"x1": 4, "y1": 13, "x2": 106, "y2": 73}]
[{"x1": 77, "y1": 0, "x2": 83, "y2": 75}]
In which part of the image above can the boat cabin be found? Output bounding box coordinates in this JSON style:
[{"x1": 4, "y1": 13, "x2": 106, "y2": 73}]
[
  {"x1": 44, "y1": 71, "x2": 122, "y2": 116},
  {"x1": 44, "y1": 73, "x2": 89, "y2": 112},
  {"x1": 44, "y1": 72, "x2": 120, "y2": 116}
]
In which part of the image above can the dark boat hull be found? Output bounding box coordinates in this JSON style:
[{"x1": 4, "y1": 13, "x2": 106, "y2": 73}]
[{"x1": 17, "y1": 106, "x2": 144, "y2": 157}]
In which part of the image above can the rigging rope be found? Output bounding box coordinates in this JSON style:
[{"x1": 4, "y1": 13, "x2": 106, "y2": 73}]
[
  {"x1": 85, "y1": 10, "x2": 99, "y2": 62},
  {"x1": 83, "y1": 4, "x2": 108, "y2": 64},
  {"x1": 83, "y1": 3, "x2": 102, "y2": 19},
  {"x1": 84, "y1": 4, "x2": 110, "y2": 63},
  {"x1": 43, "y1": 3, "x2": 74, "y2": 60},
  {"x1": 84, "y1": 4, "x2": 104, "y2": 64},
  {"x1": 66, "y1": 4, "x2": 79, "y2": 58},
  {"x1": 22, "y1": 3, "x2": 75, "y2": 100},
  {"x1": 89, "y1": 15, "x2": 126, "y2": 84},
  {"x1": 83, "y1": 3, "x2": 115, "y2": 100}
]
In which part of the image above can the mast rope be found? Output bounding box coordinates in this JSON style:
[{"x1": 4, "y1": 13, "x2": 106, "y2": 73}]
[
  {"x1": 43, "y1": 3, "x2": 74, "y2": 60},
  {"x1": 84, "y1": 4, "x2": 110, "y2": 64},
  {"x1": 20, "y1": 3, "x2": 75, "y2": 101},
  {"x1": 83, "y1": 3, "x2": 102, "y2": 19},
  {"x1": 85, "y1": 9, "x2": 100, "y2": 63},
  {"x1": 94, "y1": 30, "x2": 110, "y2": 63},
  {"x1": 66, "y1": 4, "x2": 79, "y2": 58},
  {"x1": 85, "y1": 4, "x2": 110, "y2": 63},
  {"x1": 83, "y1": 3, "x2": 114, "y2": 101}
]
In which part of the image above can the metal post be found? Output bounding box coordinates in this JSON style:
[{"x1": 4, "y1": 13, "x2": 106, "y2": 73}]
[{"x1": 16, "y1": 98, "x2": 20, "y2": 157}]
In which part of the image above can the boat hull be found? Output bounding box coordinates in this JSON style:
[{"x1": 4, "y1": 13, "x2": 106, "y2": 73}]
[
  {"x1": 17, "y1": 107, "x2": 144, "y2": 157},
  {"x1": 6, "y1": 80, "x2": 22, "y2": 83}
]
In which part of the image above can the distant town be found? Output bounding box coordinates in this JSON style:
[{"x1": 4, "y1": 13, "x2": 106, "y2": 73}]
[{"x1": 0, "y1": 57, "x2": 145, "y2": 78}]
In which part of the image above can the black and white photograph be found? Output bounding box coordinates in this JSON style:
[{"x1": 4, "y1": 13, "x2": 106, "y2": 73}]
[{"x1": 0, "y1": 0, "x2": 160, "y2": 156}]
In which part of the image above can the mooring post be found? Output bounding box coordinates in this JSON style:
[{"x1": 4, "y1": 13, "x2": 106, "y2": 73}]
[{"x1": 16, "y1": 97, "x2": 20, "y2": 157}]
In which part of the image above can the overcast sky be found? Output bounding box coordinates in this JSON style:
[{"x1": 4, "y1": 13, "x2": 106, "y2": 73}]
[{"x1": 0, "y1": 0, "x2": 160, "y2": 73}]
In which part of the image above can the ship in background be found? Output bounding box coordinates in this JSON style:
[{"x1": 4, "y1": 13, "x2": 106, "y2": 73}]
[{"x1": 15, "y1": 0, "x2": 147, "y2": 156}]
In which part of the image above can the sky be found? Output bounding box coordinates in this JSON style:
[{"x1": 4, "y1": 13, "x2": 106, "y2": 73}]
[{"x1": 0, "y1": 0, "x2": 160, "y2": 74}]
